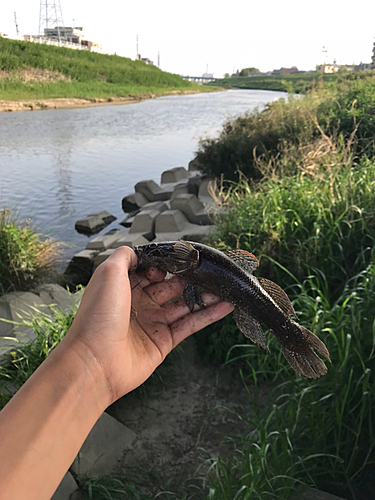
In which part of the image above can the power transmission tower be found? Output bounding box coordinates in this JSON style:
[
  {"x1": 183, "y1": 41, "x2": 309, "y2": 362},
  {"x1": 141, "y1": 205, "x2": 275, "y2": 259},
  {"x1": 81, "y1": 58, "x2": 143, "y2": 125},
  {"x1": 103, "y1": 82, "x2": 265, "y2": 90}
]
[{"x1": 39, "y1": 0, "x2": 65, "y2": 41}]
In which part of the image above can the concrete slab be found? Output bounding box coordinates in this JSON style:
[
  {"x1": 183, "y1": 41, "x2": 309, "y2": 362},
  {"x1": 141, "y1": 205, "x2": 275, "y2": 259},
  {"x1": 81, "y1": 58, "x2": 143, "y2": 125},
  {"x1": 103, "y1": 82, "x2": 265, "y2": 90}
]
[
  {"x1": 52, "y1": 471, "x2": 79, "y2": 500},
  {"x1": 33, "y1": 284, "x2": 72, "y2": 312},
  {"x1": 128, "y1": 209, "x2": 160, "y2": 240},
  {"x1": 71, "y1": 412, "x2": 137, "y2": 476},
  {"x1": 161, "y1": 167, "x2": 190, "y2": 184},
  {"x1": 75, "y1": 211, "x2": 116, "y2": 235},
  {"x1": 0, "y1": 291, "x2": 46, "y2": 357},
  {"x1": 171, "y1": 194, "x2": 214, "y2": 225},
  {"x1": 120, "y1": 201, "x2": 169, "y2": 229},
  {"x1": 122, "y1": 192, "x2": 149, "y2": 213}
]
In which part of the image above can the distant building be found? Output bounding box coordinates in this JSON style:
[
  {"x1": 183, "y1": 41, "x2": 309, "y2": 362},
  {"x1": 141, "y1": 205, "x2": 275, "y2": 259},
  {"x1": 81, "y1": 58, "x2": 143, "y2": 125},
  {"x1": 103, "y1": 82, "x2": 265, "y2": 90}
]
[
  {"x1": 23, "y1": 27, "x2": 102, "y2": 53},
  {"x1": 202, "y1": 72, "x2": 214, "y2": 78},
  {"x1": 136, "y1": 54, "x2": 153, "y2": 65},
  {"x1": 355, "y1": 62, "x2": 372, "y2": 71},
  {"x1": 317, "y1": 64, "x2": 339, "y2": 74},
  {"x1": 372, "y1": 41, "x2": 375, "y2": 69},
  {"x1": 272, "y1": 67, "x2": 299, "y2": 75}
]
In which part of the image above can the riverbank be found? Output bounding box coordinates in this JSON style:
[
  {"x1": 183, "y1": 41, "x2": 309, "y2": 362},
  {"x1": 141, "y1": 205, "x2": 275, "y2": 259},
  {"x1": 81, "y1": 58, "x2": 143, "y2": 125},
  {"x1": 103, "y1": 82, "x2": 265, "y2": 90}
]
[{"x1": 0, "y1": 89, "x2": 204, "y2": 113}]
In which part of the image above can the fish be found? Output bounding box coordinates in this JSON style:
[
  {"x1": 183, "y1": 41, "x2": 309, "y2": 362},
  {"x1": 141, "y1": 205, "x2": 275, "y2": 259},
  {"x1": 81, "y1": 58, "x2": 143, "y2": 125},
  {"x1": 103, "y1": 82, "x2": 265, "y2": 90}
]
[{"x1": 134, "y1": 240, "x2": 331, "y2": 378}]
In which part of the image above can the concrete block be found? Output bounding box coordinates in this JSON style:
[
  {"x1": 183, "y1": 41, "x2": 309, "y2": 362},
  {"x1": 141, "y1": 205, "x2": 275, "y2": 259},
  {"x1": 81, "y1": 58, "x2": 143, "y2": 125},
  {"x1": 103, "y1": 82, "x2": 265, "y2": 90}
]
[
  {"x1": 71, "y1": 412, "x2": 137, "y2": 476},
  {"x1": 171, "y1": 194, "x2": 214, "y2": 225},
  {"x1": 64, "y1": 249, "x2": 98, "y2": 287},
  {"x1": 188, "y1": 157, "x2": 201, "y2": 171},
  {"x1": 93, "y1": 248, "x2": 117, "y2": 270},
  {"x1": 120, "y1": 215, "x2": 135, "y2": 228},
  {"x1": 86, "y1": 228, "x2": 129, "y2": 251},
  {"x1": 75, "y1": 211, "x2": 116, "y2": 235},
  {"x1": 120, "y1": 201, "x2": 168, "y2": 229},
  {"x1": 161, "y1": 166, "x2": 189, "y2": 184},
  {"x1": 154, "y1": 210, "x2": 215, "y2": 244},
  {"x1": 198, "y1": 178, "x2": 218, "y2": 203},
  {"x1": 0, "y1": 291, "x2": 45, "y2": 357},
  {"x1": 135, "y1": 180, "x2": 168, "y2": 202},
  {"x1": 111, "y1": 233, "x2": 150, "y2": 249},
  {"x1": 33, "y1": 284, "x2": 72, "y2": 311},
  {"x1": 129, "y1": 209, "x2": 160, "y2": 240},
  {"x1": 52, "y1": 471, "x2": 79, "y2": 500},
  {"x1": 122, "y1": 192, "x2": 148, "y2": 213}
]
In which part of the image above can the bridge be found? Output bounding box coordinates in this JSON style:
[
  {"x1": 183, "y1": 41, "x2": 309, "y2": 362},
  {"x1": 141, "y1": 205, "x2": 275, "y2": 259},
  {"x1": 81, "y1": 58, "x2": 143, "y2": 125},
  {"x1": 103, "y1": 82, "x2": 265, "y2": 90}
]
[{"x1": 181, "y1": 75, "x2": 216, "y2": 83}]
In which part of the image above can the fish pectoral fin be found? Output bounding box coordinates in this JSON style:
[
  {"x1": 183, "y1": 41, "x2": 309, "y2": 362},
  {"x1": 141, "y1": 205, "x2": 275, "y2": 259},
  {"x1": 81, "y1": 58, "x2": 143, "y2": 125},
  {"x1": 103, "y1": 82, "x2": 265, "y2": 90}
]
[
  {"x1": 223, "y1": 250, "x2": 259, "y2": 274},
  {"x1": 168, "y1": 240, "x2": 199, "y2": 273},
  {"x1": 258, "y1": 277, "x2": 296, "y2": 318},
  {"x1": 233, "y1": 308, "x2": 269, "y2": 351},
  {"x1": 183, "y1": 283, "x2": 205, "y2": 312}
]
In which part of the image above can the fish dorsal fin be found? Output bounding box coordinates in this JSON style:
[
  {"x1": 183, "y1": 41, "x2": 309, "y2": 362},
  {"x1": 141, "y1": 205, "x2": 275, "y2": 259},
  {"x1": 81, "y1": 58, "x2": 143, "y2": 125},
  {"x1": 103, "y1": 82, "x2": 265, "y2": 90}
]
[
  {"x1": 170, "y1": 240, "x2": 199, "y2": 273},
  {"x1": 258, "y1": 277, "x2": 296, "y2": 317},
  {"x1": 224, "y1": 250, "x2": 259, "y2": 274}
]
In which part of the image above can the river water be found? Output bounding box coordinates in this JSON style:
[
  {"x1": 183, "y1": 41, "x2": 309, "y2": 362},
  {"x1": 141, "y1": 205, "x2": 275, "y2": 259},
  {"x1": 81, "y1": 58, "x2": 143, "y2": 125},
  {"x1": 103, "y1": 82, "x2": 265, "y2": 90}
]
[{"x1": 0, "y1": 89, "x2": 285, "y2": 263}]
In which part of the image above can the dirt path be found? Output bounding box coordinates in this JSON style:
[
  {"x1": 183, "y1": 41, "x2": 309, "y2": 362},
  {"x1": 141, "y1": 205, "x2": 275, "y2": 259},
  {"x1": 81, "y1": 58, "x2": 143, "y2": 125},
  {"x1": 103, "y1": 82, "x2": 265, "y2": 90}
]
[{"x1": 107, "y1": 337, "x2": 273, "y2": 497}]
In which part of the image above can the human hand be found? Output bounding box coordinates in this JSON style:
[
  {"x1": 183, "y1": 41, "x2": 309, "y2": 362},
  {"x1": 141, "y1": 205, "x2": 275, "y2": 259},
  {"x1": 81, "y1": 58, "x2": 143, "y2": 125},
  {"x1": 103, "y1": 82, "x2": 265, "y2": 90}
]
[{"x1": 64, "y1": 246, "x2": 234, "y2": 407}]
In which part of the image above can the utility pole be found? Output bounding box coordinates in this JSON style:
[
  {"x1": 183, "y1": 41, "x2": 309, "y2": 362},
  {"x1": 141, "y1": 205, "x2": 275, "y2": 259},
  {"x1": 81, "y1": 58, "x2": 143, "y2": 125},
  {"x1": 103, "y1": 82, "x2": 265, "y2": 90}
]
[
  {"x1": 136, "y1": 35, "x2": 139, "y2": 59},
  {"x1": 158, "y1": 51, "x2": 160, "y2": 68},
  {"x1": 14, "y1": 12, "x2": 19, "y2": 37}
]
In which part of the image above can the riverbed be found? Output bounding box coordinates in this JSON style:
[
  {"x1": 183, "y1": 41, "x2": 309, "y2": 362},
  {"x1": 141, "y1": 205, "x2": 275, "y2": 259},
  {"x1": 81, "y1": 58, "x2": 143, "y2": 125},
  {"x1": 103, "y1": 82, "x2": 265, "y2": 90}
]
[{"x1": 0, "y1": 89, "x2": 286, "y2": 263}]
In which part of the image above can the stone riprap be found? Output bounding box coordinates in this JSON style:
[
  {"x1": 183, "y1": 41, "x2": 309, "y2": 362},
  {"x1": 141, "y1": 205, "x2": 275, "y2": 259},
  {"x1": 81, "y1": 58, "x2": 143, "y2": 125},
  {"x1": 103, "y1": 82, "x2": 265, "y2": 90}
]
[
  {"x1": 75, "y1": 210, "x2": 116, "y2": 235},
  {"x1": 66, "y1": 160, "x2": 226, "y2": 287}
]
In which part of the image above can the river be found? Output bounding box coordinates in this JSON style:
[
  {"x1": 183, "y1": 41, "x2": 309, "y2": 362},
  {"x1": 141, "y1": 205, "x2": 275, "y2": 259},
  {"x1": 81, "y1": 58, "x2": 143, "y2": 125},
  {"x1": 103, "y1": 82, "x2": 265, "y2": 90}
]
[{"x1": 0, "y1": 89, "x2": 286, "y2": 263}]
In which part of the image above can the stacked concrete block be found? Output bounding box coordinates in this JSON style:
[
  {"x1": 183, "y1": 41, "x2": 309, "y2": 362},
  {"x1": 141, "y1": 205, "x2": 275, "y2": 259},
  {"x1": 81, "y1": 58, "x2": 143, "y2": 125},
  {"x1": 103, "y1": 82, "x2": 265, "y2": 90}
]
[
  {"x1": 64, "y1": 249, "x2": 98, "y2": 286},
  {"x1": 128, "y1": 209, "x2": 160, "y2": 240},
  {"x1": 160, "y1": 166, "x2": 190, "y2": 184},
  {"x1": 33, "y1": 284, "x2": 73, "y2": 312},
  {"x1": 86, "y1": 228, "x2": 129, "y2": 251},
  {"x1": 153, "y1": 209, "x2": 215, "y2": 243},
  {"x1": 75, "y1": 210, "x2": 116, "y2": 235},
  {"x1": 135, "y1": 180, "x2": 171, "y2": 202},
  {"x1": 111, "y1": 233, "x2": 149, "y2": 249},
  {"x1": 171, "y1": 194, "x2": 214, "y2": 225},
  {"x1": 122, "y1": 192, "x2": 149, "y2": 213},
  {"x1": 71, "y1": 412, "x2": 137, "y2": 476},
  {"x1": 120, "y1": 201, "x2": 169, "y2": 228}
]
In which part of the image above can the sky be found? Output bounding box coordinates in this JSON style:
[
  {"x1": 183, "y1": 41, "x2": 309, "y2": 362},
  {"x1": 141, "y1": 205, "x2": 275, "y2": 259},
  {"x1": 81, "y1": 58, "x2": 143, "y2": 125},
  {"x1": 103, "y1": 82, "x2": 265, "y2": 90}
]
[{"x1": 1, "y1": 0, "x2": 374, "y2": 78}]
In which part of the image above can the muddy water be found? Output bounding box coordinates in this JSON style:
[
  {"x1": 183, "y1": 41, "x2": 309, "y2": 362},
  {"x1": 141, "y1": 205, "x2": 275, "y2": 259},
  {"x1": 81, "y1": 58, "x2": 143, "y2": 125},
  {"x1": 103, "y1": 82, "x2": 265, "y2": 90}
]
[{"x1": 0, "y1": 89, "x2": 286, "y2": 263}]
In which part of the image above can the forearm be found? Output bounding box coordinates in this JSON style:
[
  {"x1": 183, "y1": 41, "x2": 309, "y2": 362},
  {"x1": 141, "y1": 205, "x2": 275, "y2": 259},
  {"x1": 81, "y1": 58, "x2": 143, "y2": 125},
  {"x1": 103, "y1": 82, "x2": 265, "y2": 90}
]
[{"x1": 0, "y1": 333, "x2": 110, "y2": 500}]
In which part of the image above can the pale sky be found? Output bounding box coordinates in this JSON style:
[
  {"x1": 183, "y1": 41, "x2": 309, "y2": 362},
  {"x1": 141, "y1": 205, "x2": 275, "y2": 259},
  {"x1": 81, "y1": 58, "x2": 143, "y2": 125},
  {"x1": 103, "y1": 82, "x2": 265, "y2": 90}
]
[{"x1": 1, "y1": 0, "x2": 374, "y2": 78}]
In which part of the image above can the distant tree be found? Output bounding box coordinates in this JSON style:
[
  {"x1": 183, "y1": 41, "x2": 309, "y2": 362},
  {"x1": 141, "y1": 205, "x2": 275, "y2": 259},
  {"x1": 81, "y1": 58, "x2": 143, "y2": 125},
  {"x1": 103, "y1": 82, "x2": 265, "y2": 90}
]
[
  {"x1": 224, "y1": 73, "x2": 230, "y2": 79},
  {"x1": 239, "y1": 67, "x2": 260, "y2": 76},
  {"x1": 338, "y1": 65, "x2": 348, "y2": 73}
]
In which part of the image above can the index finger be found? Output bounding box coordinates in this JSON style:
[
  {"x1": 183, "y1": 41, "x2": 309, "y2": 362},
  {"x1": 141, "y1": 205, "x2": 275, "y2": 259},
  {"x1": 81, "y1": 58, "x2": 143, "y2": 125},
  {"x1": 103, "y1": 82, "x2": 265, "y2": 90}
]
[{"x1": 143, "y1": 275, "x2": 187, "y2": 305}]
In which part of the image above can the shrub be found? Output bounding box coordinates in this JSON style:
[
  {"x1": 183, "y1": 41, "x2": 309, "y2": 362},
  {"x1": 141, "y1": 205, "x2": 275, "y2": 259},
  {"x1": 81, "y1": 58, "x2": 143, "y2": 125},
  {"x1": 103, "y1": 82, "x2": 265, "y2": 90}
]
[{"x1": 0, "y1": 209, "x2": 62, "y2": 294}]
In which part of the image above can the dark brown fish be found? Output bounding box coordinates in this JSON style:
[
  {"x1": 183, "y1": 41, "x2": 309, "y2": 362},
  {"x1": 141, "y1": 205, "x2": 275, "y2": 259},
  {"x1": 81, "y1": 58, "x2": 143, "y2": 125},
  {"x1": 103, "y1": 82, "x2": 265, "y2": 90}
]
[{"x1": 134, "y1": 240, "x2": 330, "y2": 378}]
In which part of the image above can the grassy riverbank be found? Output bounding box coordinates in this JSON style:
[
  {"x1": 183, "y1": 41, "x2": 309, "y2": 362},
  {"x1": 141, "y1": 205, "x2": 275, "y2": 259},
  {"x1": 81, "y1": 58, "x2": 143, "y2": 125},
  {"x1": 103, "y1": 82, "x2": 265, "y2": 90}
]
[
  {"x1": 0, "y1": 37, "x2": 203, "y2": 101},
  {"x1": 205, "y1": 70, "x2": 375, "y2": 94}
]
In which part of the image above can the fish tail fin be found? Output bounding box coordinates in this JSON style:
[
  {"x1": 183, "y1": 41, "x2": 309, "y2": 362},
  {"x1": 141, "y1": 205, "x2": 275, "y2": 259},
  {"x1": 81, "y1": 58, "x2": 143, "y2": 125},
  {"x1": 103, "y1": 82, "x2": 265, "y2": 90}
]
[{"x1": 279, "y1": 323, "x2": 331, "y2": 379}]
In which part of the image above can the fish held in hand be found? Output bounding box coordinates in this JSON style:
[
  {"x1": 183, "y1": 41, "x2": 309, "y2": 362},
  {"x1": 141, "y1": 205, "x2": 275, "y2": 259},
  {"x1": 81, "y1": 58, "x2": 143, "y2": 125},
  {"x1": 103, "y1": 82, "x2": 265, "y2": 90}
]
[{"x1": 134, "y1": 240, "x2": 330, "y2": 378}]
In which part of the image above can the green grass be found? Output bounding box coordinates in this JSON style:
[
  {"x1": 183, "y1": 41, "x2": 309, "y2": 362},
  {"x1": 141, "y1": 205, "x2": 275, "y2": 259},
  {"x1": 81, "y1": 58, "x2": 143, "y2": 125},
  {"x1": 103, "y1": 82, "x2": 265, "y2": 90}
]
[
  {"x1": 195, "y1": 77, "x2": 375, "y2": 182},
  {"x1": 0, "y1": 209, "x2": 62, "y2": 295},
  {"x1": 0, "y1": 37, "x2": 202, "y2": 100}
]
